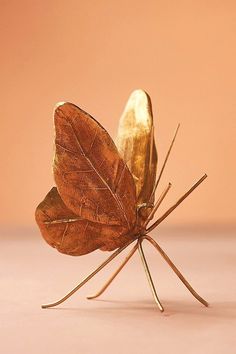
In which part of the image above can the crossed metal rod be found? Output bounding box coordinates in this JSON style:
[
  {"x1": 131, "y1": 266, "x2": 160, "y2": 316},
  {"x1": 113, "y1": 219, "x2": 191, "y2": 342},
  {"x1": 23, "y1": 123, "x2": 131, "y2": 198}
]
[
  {"x1": 88, "y1": 234, "x2": 208, "y2": 311},
  {"x1": 41, "y1": 174, "x2": 208, "y2": 311}
]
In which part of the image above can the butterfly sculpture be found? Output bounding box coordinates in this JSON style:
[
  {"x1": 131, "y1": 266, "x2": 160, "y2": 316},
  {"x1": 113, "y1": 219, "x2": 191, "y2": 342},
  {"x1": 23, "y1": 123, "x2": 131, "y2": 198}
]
[{"x1": 35, "y1": 89, "x2": 208, "y2": 312}]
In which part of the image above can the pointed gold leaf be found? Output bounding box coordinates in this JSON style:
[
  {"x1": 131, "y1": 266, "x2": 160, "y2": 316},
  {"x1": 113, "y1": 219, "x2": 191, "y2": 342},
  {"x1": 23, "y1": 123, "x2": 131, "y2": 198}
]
[{"x1": 116, "y1": 89, "x2": 157, "y2": 210}]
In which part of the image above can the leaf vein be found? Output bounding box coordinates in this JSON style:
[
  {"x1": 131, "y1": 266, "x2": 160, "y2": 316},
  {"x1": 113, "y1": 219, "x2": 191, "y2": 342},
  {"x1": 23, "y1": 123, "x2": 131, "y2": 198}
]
[{"x1": 67, "y1": 119, "x2": 131, "y2": 229}]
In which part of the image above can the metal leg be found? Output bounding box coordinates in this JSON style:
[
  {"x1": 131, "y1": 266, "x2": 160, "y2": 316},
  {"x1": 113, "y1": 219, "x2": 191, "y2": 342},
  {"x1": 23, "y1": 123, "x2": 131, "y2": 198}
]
[
  {"x1": 87, "y1": 242, "x2": 139, "y2": 300},
  {"x1": 138, "y1": 238, "x2": 164, "y2": 312},
  {"x1": 41, "y1": 239, "x2": 136, "y2": 309},
  {"x1": 149, "y1": 124, "x2": 180, "y2": 201},
  {"x1": 146, "y1": 174, "x2": 207, "y2": 233},
  {"x1": 41, "y1": 234, "x2": 208, "y2": 310},
  {"x1": 144, "y1": 182, "x2": 172, "y2": 228},
  {"x1": 144, "y1": 235, "x2": 208, "y2": 307}
]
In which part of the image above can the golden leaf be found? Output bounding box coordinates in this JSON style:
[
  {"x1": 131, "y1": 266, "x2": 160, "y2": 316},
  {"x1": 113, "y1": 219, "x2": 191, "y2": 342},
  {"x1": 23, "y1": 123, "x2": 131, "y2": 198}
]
[{"x1": 116, "y1": 89, "x2": 157, "y2": 214}]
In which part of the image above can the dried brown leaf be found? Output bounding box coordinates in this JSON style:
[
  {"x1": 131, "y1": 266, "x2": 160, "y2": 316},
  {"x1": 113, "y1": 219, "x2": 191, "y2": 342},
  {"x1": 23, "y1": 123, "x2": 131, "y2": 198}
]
[
  {"x1": 53, "y1": 102, "x2": 137, "y2": 231},
  {"x1": 35, "y1": 187, "x2": 134, "y2": 255}
]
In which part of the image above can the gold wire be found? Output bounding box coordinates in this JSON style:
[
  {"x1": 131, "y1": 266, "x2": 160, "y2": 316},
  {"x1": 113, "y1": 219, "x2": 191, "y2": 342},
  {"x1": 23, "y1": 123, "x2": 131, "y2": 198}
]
[
  {"x1": 144, "y1": 235, "x2": 208, "y2": 307},
  {"x1": 144, "y1": 182, "x2": 172, "y2": 228},
  {"x1": 87, "y1": 242, "x2": 139, "y2": 300},
  {"x1": 147, "y1": 174, "x2": 207, "y2": 233},
  {"x1": 138, "y1": 238, "x2": 164, "y2": 312},
  {"x1": 41, "y1": 176, "x2": 208, "y2": 310},
  {"x1": 149, "y1": 123, "x2": 180, "y2": 202},
  {"x1": 41, "y1": 238, "x2": 136, "y2": 309}
]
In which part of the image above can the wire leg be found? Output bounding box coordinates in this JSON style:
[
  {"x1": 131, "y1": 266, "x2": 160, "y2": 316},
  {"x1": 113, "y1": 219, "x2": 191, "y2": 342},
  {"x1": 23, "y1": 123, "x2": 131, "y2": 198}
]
[
  {"x1": 144, "y1": 235, "x2": 208, "y2": 307},
  {"x1": 87, "y1": 242, "x2": 139, "y2": 300},
  {"x1": 41, "y1": 239, "x2": 136, "y2": 309},
  {"x1": 149, "y1": 124, "x2": 180, "y2": 202},
  {"x1": 146, "y1": 174, "x2": 207, "y2": 233},
  {"x1": 138, "y1": 238, "x2": 164, "y2": 312}
]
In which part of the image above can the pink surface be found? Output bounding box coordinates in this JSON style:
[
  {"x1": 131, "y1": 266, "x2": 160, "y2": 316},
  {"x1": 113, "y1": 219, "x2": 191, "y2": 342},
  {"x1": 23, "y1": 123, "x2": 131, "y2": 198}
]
[{"x1": 1, "y1": 227, "x2": 236, "y2": 354}]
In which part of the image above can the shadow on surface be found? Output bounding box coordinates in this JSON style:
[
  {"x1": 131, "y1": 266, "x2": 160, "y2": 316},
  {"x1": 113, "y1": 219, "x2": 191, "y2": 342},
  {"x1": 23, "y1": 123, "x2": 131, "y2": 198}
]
[{"x1": 43, "y1": 298, "x2": 236, "y2": 320}]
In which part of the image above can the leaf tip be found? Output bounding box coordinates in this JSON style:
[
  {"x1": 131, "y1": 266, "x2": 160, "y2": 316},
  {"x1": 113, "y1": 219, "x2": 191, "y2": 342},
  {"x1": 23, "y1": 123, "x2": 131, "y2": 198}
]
[{"x1": 55, "y1": 101, "x2": 67, "y2": 110}]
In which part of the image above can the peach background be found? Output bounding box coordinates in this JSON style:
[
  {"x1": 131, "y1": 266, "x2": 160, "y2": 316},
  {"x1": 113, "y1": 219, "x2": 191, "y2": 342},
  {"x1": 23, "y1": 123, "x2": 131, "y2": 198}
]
[
  {"x1": 1, "y1": 3, "x2": 236, "y2": 353},
  {"x1": 1, "y1": 0, "x2": 236, "y2": 229}
]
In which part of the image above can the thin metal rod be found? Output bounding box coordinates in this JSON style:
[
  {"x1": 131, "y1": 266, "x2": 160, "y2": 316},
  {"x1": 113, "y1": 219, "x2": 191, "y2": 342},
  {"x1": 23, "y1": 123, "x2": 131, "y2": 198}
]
[
  {"x1": 144, "y1": 235, "x2": 208, "y2": 307},
  {"x1": 87, "y1": 242, "x2": 139, "y2": 300},
  {"x1": 149, "y1": 123, "x2": 180, "y2": 202},
  {"x1": 41, "y1": 239, "x2": 136, "y2": 309},
  {"x1": 138, "y1": 238, "x2": 164, "y2": 312},
  {"x1": 147, "y1": 174, "x2": 207, "y2": 233},
  {"x1": 144, "y1": 182, "x2": 172, "y2": 228},
  {"x1": 148, "y1": 125, "x2": 154, "y2": 174}
]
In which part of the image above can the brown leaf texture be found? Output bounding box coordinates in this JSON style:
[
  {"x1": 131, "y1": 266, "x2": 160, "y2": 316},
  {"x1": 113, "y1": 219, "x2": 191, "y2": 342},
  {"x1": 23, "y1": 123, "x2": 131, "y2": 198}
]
[
  {"x1": 53, "y1": 102, "x2": 137, "y2": 231},
  {"x1": 35, "y1": 187, "x2": 134, "y2": 255},
  {"x1": 116, "y1": 90, "x2": 157, "y2": 207}
]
